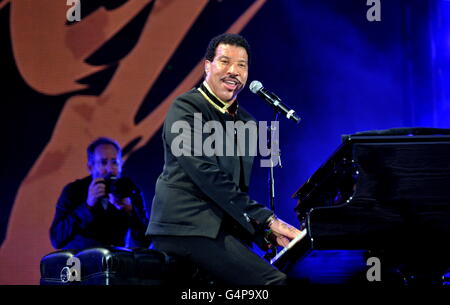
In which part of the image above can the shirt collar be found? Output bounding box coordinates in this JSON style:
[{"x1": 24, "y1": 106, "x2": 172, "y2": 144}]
[{"x1": 198, "y1": 81, "x2": 238, "y2": 115}]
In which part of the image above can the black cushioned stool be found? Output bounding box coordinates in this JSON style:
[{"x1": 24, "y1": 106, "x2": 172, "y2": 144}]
[
  {"x1": 40, "y1": 249, "x2": 80, "y2": 285},
  {"x1": 40, "y1": 247, "x2": 205, "y2": 285}
]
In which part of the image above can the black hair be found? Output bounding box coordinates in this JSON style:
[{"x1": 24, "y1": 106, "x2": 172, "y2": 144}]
[
  {"x1": 204, "y1": 33, "x2": 251, "y2": 64},
  {"x1": 87, "y1": 137, "x2": 121, "y2": 164}
]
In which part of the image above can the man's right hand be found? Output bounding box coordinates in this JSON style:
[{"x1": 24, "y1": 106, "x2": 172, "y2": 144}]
[
  {"x1": 269, "y1": 217, "x2": 303, "y2": 248},
  {"x1": 86, "y1": 178, "x2": 106, "y2": 208}
]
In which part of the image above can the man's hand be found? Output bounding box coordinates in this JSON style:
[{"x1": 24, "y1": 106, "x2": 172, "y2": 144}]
[
  {"x1": 87, "y1": 178, "x2": 106, "y2": 208},
  {"x1": 269, "y1": 217, "x2": 304, "y2": 248},
  {"x1": 108, "y1": 194, "x2": 133, "y2": 213}
]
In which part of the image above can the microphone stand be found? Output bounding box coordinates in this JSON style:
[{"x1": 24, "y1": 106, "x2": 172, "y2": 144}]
[
  {"x1": 269, "y1": 113, "x2": 281, "y2": 211},
  {"x1": 264, "y1": 113, "x2": 281, "y2": 261}
]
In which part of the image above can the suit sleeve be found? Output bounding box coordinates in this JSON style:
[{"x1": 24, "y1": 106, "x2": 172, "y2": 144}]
[
  {"x1": 49, "y1": 184, "x2": 94, "y2": 249},
  {"x1": 164, "y1": 97, "x2": 273, "y2": 230}
]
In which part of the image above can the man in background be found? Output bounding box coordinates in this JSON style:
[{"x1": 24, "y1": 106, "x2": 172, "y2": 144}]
[{"x1": 50, "y1": 137, "x2": 150, "y2": 249}]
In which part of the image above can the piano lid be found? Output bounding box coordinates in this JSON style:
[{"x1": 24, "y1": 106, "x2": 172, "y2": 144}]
[{"x1": 292, "y1": 127, "x2": 450, "y2": 202}]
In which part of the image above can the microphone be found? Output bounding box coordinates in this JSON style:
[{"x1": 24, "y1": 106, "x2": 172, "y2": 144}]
[{"x1": 249, "y1": 80, "x2": 301, "y2": 124}]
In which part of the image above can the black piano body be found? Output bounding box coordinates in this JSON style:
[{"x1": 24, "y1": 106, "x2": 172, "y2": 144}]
[{"x1": 273, "y1": 128, "x2": 450, "y2": 285}]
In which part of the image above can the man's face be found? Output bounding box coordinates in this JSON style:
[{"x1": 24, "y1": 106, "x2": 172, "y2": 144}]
[
  {"x1": 204, "y1": 43, "x2": 248, "y2": 103},
  {"x1": 88, "y1": 144, "x2": 122, "y2": 179}
]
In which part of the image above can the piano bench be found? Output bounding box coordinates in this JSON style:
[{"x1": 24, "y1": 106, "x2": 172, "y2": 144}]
[{"x1": 40, "y1": 247, "x2": 208, "y2": 285}]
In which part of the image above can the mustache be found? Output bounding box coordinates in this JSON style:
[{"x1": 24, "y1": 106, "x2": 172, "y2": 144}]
[{"x1": 221, "y1": 76, "x2": 242, "y2": 85}]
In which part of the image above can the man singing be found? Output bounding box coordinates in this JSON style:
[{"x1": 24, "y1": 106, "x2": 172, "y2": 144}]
[{"x1": 147, "y1": 33, "x2": 303, "y2": 285}]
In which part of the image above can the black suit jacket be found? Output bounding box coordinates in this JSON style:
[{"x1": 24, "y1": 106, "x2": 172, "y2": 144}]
[{"x1": 147, "y1": 87, "x2": 273, "y2": 244}]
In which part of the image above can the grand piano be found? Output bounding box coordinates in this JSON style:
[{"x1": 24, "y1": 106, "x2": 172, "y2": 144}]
[{"x1": 271, "y1": 127, "x2": 450, "y2": 285}]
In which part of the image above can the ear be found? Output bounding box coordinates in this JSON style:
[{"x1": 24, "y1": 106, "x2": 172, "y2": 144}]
[
  {"x1": 204, "y1": 60, "x2": 211, "y2": 75},
  {"x1": 87, "y1": 162, "x2": 93, "y2": 174}
]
